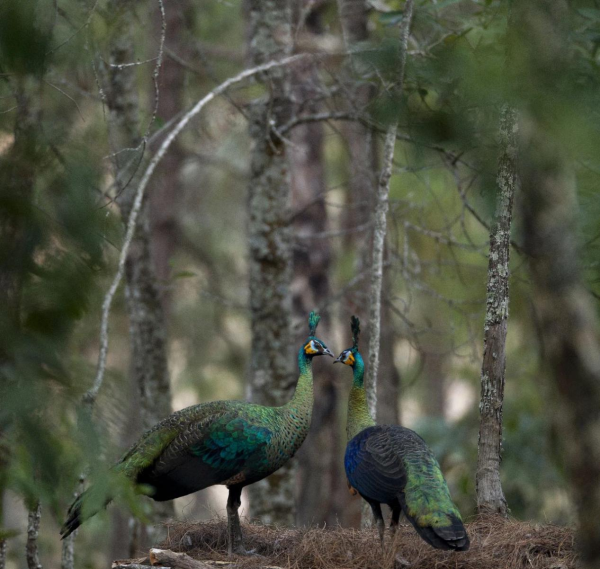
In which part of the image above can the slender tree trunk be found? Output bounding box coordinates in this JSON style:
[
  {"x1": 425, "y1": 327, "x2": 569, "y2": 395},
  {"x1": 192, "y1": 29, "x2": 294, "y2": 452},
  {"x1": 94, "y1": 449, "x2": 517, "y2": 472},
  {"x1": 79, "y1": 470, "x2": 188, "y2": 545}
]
[
  {"x1": 25, "y1": 501, "x2": 41, "y2": 569},
  {"x1": 288, "y1": 7, "x2": 342, "y2": 523},
  {"x1": 363, "y1": 0, "x2": 413, "y2": 527},
  {"x1": 105, "y1": 0, "x2": 173, "y2": 551},
  {"x1": 475, "y1": 105, "x2": 517, "y2": 517},
  {"x1": 365, "y1": 128, "x2": 397, "y2": 419},
  {"x1": 148, "y1": 1, "x2": 190, "y2": 315},
  {"x1": 517, "y1": 2, "x2": 600, "y2": 566},
  {"x1": 245, "y1": 0, "x2": 295, "y2": 525}
]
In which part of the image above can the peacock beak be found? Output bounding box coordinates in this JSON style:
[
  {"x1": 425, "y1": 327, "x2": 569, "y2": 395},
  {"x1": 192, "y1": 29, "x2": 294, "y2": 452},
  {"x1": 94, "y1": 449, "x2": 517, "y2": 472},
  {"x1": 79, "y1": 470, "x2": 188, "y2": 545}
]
[
  {"x1": 333, "y1": 354, "x2": 343, "y2": 364},
  {"x1": 323, "y1": 348, "x2": 334, "y2": 358}
]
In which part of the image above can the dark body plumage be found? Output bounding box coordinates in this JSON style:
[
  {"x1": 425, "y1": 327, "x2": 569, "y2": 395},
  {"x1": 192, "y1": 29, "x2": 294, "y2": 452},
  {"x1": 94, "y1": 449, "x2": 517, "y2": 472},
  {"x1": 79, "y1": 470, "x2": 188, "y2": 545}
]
[
  {"x1": 345, "y1": 425, "x2": 469, "y2": 551},
  {"x1": 336, "y1": 316, "x2": 469, "y2": 552},
  {"x1": 62, "y1": 312, "x2": 333, "y2": 555}
]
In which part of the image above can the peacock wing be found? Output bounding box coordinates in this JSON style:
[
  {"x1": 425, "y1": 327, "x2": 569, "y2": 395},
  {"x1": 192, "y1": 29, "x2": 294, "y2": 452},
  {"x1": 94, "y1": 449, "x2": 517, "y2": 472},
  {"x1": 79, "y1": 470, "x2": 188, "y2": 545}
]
[
  {"x1": 138, "y1": 404, "x2": 274, "y2": 499},
  {"x1": 344, "y1": 426, "x2": 407, "y2": 504},
  {"x1": 115, "y1": 401, "x2": 235, "y2": 480}
]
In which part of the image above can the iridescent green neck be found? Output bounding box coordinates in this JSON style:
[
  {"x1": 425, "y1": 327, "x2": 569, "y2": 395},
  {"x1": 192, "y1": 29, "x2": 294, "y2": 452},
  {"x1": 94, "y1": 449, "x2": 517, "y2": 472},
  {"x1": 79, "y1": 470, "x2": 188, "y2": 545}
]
[
  {"x1": 346, "y1": 351, "x2": 375, "y2": 440},
  {"x1": 284, "y1": 345, "x2": 314, "y2": 414}
]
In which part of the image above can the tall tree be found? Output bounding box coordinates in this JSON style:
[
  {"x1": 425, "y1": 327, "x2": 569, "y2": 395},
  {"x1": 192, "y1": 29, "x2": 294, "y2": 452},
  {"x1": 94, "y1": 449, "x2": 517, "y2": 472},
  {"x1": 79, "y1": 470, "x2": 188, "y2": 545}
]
[
  {"x1": 104, "y1": 0, "x2": 173, "y2": 551},
  {"x1": 148, "y1": 1, "x2": 190, "y2": 315},
  {"x1": 518, "y1": 1, "x2": 600, "y2": 566},
  {"x1": 475, "y1": 105, "x2": 517, "y2": 516},
  {"x1": 245, "y1": 0, "x2": 295, "y2": 524},
  {"x1": 289, "y1": 1, "x2": 343, "y2": 526}
]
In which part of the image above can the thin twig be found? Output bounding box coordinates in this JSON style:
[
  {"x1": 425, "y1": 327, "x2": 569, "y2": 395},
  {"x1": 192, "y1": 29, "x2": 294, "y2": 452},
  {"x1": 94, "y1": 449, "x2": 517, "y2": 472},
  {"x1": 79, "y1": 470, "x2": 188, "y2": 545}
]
[
  {"x1": 46, "y1": 0, "x2": 100, "y2": 55},
  {"x1": 44, "y1": 80, "x2": 85, "y2": 121},
  {"x1": 144, "y1": 0, "x2": 166, "y2": 140}
]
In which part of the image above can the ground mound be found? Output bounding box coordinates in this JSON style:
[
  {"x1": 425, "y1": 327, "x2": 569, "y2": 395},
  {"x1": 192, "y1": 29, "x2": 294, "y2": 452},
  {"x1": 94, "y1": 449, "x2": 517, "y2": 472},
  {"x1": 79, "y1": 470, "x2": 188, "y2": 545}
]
[{"x1": 157, "y1": 516, "x2": 575, "y2": 569}]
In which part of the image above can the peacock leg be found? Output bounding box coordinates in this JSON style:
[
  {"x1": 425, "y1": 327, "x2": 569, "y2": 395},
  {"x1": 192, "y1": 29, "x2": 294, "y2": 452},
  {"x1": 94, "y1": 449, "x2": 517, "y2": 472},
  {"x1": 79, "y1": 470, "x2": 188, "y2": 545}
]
[
  {"x1": 390, "y1": 504, "x2": 401, "y2": 537},
  {"x1": 226, "y1": 486, "x2": 246, "y2": 556},
  {"x1": 368, "y1": 501, "x2": 385, "y2": 549}
]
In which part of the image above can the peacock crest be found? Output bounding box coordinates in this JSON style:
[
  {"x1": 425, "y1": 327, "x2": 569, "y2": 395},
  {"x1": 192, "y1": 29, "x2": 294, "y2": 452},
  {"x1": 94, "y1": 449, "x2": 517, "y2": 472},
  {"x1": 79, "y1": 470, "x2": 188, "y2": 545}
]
[
  {"x1": 350, "y1": 315, "x2": 360, "y2": 350},
  {"x1": 308, "y1": 310, "x2": 321, "y2": 337}
]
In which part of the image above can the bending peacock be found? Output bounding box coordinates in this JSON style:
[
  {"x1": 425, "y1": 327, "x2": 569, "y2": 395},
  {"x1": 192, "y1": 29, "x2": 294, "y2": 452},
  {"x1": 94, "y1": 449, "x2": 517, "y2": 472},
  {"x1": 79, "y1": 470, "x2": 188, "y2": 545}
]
[
  {"x1": 334, "y1": 316, "x2": 469, "y2": 551},
  {"x1": 61, "y1": 311, "x2": 333, "y2": 555}
]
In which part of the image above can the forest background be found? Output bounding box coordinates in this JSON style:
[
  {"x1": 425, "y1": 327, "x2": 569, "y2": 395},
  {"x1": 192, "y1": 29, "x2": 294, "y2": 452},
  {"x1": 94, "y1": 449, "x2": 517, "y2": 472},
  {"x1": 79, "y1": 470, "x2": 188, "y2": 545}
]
[{"x1": 1, "y1": 0, "x2": 600, "y2": 568}]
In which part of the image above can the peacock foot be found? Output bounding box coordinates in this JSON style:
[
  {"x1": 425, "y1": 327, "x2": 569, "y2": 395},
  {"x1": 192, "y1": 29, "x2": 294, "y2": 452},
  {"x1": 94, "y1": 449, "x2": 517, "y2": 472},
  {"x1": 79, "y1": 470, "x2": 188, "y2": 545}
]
[{"x1": 229, "y1": 544, "x2": 259, "y2": 557}]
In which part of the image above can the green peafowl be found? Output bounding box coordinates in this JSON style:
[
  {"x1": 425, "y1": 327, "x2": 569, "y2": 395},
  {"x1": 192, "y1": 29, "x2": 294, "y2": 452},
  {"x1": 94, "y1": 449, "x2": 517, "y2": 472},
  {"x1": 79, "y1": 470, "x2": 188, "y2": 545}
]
[
  {"x1": 61, "y1": 311, "x2": 333, "y2": 555},
  {"x1": 334, "y1": 316, "x2": 469, "y2": 552}
]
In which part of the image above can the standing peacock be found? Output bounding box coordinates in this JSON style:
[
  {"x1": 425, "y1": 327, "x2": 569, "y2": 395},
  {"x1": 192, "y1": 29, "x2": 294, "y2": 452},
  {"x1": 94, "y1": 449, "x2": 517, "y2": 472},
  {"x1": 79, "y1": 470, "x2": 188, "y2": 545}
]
[
  {"x1": 61, "y1": 311, "x2": 333, "y2": 555},
  {"x1": 334, "y1": 316, "x2": 469, "y2": 551}
]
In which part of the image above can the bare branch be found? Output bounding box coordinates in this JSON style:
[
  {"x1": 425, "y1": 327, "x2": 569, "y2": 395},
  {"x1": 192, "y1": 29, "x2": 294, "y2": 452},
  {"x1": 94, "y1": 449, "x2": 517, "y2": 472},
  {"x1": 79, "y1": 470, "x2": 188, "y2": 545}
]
[
  {"x1": 149, "y1": 549, "x2": 212, "y2": 569},
  {"x1": 88, "y1": 53, "x2": 312, "y2": 405}
]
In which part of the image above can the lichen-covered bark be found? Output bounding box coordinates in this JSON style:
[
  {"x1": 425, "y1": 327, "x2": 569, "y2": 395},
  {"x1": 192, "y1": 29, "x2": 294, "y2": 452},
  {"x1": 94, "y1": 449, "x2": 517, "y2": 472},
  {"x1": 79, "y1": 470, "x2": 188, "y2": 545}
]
[
  {"x1": 476, "y1": 105, "x2": 517, "y2": 516},
  {"x1": 518, "y1": 2, "x2": 600, "y2": 567},
  {"x1": 106, "y1": 0, "x2": 172, "y2": 446},
  {"x1": 25, "y1": 501, "x2": 42, "y2": 569},
  {"x1": 365, "y1": 127, "x2": 396, "y2": 419},
  {"x1": 104, "y1": 0, "x2": 173, "y2": 547},
  {"x1": 245, "y1": 0, "x2": 295, "y2": 525}
]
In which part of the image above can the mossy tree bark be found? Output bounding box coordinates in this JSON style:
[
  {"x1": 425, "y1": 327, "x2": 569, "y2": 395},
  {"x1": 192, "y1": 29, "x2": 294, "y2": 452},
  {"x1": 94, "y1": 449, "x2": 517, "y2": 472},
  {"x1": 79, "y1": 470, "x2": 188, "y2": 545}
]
[
  {"x1": 475, "y1": 105, "x2": 517, "y2": 517},
  {"x1": 104, "y1": 0, "x2": 173, "y2": 551},
  {"x1": 245, "y1": 0, "x2": 295, "y2": 525}
]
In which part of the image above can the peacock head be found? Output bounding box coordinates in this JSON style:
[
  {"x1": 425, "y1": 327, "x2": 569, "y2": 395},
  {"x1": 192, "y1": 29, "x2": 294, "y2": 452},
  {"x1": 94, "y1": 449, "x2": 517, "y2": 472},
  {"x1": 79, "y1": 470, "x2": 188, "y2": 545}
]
[
  {"x1": 303, "y1": 311, "x2": 334, "y2": 358},
  {"x1": 334, "y1": 315, "x2": 361, "y2": 367}
]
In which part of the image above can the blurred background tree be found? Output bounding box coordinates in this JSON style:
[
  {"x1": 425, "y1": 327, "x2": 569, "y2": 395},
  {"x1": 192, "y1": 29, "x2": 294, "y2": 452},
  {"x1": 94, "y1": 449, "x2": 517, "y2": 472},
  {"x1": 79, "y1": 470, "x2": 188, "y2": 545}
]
[{"x1": 2, "y1": 0, "x2": 599, "y2": 567}]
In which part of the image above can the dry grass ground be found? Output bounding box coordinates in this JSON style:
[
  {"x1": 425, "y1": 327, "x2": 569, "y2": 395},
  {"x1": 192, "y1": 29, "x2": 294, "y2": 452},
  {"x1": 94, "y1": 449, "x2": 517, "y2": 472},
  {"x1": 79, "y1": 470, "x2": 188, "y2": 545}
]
[{"x1": 157, "y1": 516, "x2": 575, "y2": 569}]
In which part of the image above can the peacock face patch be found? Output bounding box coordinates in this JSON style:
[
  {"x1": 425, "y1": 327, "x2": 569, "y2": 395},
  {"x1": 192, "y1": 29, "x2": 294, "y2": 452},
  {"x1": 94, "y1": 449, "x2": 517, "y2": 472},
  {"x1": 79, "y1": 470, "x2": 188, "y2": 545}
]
[{"x1": 335, "y1": 349, "x2": 355, "y2": 366}]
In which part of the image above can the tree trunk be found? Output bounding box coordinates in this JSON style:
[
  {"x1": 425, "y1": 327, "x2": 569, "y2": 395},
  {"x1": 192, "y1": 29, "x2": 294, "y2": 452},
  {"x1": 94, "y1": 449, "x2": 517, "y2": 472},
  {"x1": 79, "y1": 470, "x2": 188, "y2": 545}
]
[
  {"x1": 518, "y1": 2, "x2": 600, "y2": 566},
  {"x1": 148, "y1": 1, "x2": 190, "y2": 315},
  {"x1": 288, "y1": 7, "x2": 342, "y2": 523},
  {"x1": 104, "y1": 0, "x2": 174, "y2": 551},
  {"x1": 475, "y1": 105, "x2": 517, "y2": 517},
  {"x1": 25, "y1": 501, "x2": 41, "y2": 569},
  {"x1": 245, "y1": 0, "x2": 295, "y2": 525},
  {"x1": 365, "y1": 128, "x2": 397, "y2": 420}
]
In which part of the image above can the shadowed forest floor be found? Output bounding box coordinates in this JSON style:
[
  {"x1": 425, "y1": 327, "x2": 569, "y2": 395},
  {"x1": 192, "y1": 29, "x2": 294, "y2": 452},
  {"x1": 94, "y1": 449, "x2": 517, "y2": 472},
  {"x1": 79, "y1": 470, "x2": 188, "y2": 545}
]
[{"x1": 150, "y1": 516, "x2": 576, "y2": 569}]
